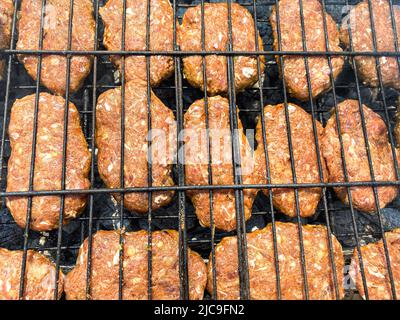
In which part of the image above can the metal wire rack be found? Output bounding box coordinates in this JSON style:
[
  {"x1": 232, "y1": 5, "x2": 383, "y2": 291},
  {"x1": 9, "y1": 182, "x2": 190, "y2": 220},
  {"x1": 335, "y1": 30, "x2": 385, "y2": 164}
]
[{"x1": 0, "y1": 0, "x2": 399, "y2": 300}]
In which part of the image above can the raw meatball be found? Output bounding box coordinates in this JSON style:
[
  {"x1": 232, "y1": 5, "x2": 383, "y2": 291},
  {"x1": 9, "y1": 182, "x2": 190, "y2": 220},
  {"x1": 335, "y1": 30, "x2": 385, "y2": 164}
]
[
  {"x1": 64, "y1": 229, "x2": 207, "y2": 300},
  {"x1": 6, "y1": 93, "x2": 91, "y2": 231},
  {"x1": 270, "y1": 0, "x2": 344, "y2": 101},
  {"x1": 178, "y1": 3, "x2": 265, "y2": 95},
  {"x1": 321, "y1": 99, "x2": 399, "y2": 212},
  {"x1": 0, "y1": 0, "x2": 14, "y2": 81},
  {"x1": 96, "y1": 80, "x2": 176, "y2": 213}
]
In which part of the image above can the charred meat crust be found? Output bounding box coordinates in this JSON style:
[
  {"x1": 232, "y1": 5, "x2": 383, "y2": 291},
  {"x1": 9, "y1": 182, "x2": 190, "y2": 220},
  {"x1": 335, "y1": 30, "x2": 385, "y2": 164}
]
[
  {"x1": 100, "y1": 0, "x2": 175, "y2": 86},
  {"x1": 6, "y1": 93, "x2": 91, "y2": 231},
  {"x1": 0, "y1": 0, "x2": 13, "y2": 81},
  {"x1": 254, "y1": 103, "x2": 327, "y2": 218},
  {"x1": 207, "y1": 221, "x2": 344, "y2": 300},
  {"x1": 95, "y1": 80, "x2": 176, "y2": 213},
  {"x1": 64, "y1": 229, "x2": 207, "y2": 300},
  {"x1": 350, "y1": 229, "x2": 400, "y2": 300},
  {"x1": 321, "y1": 99, "x2": 399, "y2": 212},
  {"x1": 340, "y1": 0, "x2": 400, "y2": 90},
  {"x1": 0, "y1": 248, "x2": 63, "y2": 300},
  {"x1": 183, "y1": 96, "x2": 257, "y2": 232},
  {"x1": 17, "y1": 0, "x2": 95, "y2": 96},
  {"x1": 270, "y1": 0, "x2": 344, "y2": 101},
  {"x1": 178, "y1": 2, "x2": 265, "y2": 96}
]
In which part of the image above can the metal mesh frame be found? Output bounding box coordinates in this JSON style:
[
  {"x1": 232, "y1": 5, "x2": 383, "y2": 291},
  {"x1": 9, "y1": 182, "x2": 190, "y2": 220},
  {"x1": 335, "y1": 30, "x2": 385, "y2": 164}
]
[{"x1": 0, "y1": 0, "x2": 399, "y2": 300}]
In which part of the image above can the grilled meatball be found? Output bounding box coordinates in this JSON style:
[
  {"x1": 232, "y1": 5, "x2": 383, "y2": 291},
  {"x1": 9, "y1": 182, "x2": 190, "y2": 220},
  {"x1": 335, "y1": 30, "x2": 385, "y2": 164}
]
[
  {"x1": 17, "y1": 0, "x2": 95, "y2": 95},
  {"x1": 270, "y1": 0, "x2": 344, "y2": 101},
  {"x1": 0, "y1": 0, "x2": 13, "y2": 81},
  {"x1": 321, "y1": 100, "x2": 399, "y2": 212},
  {"x1": 0, "y1": 248, "x2": 63, "y2": 300},
  {"x1": 184, "y1": 96, "x2": 257, "y2": 232},
  {"x1": 100, "y1": 0, "x2": 174, "y2": 86},
  {"x1": 178, "y1": 3, "x2": 265, "y2": 96},
  {"x1": 6, "y1": 93, "x2": 91, "y2": 231},
  {"x1": 207, "y1": 222, "x2": 344, "y2": 300},
  {"x1": 96, "y1": 80, "x2": 176, "y2": 213},
  {"x1": 254, "y1": 103, "x2": 327, "y2": 218},
  {"x1": 65, "y1": 229, "x2": 207, "y2": 300},
  {"x1": 350, "y1": 229, "x2": 400, "y2": 300},
  {"x1": 340, "y1": 0, "x2": 400, "y2": 90}
]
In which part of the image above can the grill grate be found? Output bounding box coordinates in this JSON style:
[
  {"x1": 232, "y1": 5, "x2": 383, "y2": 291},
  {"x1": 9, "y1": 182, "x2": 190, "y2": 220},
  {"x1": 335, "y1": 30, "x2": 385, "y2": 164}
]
[{"x1": 0, "y1": 0, "x2": 399, "y2": 300}]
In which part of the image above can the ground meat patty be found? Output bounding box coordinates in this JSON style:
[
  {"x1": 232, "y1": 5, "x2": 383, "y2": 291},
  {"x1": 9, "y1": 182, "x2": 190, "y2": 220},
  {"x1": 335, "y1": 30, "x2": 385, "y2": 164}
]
[
  {"x1": 270, "y1": 0, "x2": 344, "y2": 101},
  {"x1": 340, "y1": 0, "x2": 400, "y2": 90},
  {"x1": 207, "y1": 222, "x2": 344, "y2": 300},
  {"x1": 6, "y1": 93, "x2": 91, "y2": 231},
  {"x1": 64, "y1": 229, "x2": 207, "y2": 300},
  {"x1": 321, "y1": 99, "x2": 399, "y2": 212},
  {"x1": 0, "y1": 0, "x2": 13, "y2": 81},
  {"x1": 17, "y1": 0, "x2": 95, "y2": 95},
  {"x1": 96, "y1": 80, "x2": 176, "y2": 213},
  {"x1": 100, "y1": 0, "x2": 174, "y2": 86},
  {"x1": 178, "y1": 3, "x2": 265, "y2": 96},
  {"x1": 350, "y1": 229, "x2": 400, "y2": 300},
  {"x1": 184, "y1": 96, "x2": 257, "y2": 232},
  {"x1": 0, "y1": 248, "x2": 63, "y2": 300},
  {"x1": 254, "y1": 103, "x2": 327, "y2": 218}
]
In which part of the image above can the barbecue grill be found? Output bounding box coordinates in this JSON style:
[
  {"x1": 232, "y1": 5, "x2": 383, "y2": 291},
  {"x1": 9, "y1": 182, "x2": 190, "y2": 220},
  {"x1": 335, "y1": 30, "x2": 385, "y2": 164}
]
[{"x1": 0, "y1": 0, "x2": 400, "y2": 300}]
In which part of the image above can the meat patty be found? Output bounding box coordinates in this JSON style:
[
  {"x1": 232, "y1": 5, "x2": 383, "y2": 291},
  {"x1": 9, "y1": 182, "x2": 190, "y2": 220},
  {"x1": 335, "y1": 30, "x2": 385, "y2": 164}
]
[
  {"x1": 270, "y1": 0, "x2": 344, "y2": 101},
  {"x1": 184, "y1": 96, "x2": 257, "y2": 232},
  {"x1": 350, "y1": 229, "x2": 400, "y2": 300},
  {"x1": 96, "y1": 80, "x2": 176, "y2": 213},
  {"x1": 340, "y1": 0, "x2": 400, "y2": 90},
  {"x1": 321, "y1": 99, "x2": 399, "y2": 212},
  {"x1": 254, "y1": 103, "x2": 327, "y2": 218},
  {"x1": 178, "y1": 3, "x2": 265, "y2": 96},
  {"x1": 64, "y1": 229, "x2": 207, "y2": 300},
  {"x1": 0, "y1": 248, "x2": 63, "y2": 300},
  {"x1": 6, "y1": 93, "x2": 91, "y2": 231},
  {"x1": 0, "y1": 0, "x2": 13, "y2": 81},
  {"x1": 207, "y1": 222, "x2": 344, "y2": 300},
  {"x1": 17, "y1": 0, "x2": 95, "y2": 95},
  {"x1": 100, "y1": 0, "x2": 174, "y2": 86}
]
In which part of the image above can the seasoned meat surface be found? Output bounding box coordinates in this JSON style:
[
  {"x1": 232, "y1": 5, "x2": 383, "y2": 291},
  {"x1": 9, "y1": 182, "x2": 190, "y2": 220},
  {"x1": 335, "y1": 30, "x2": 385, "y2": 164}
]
[
  {"x1": 184, "y1": 96, "x2": 257, "y2": 231},
  {"x1": 0, "y1": 0, "x2": 14, "y2": 81},
  {"x1": 96, "y1": 80, "x2": 176, "y2": 213},
  {"x1": 254, "y1": 103, "x2": 327, "y2": 217},
  {"x1": 270, "y1": 0, "x2": 344, "y2": 101},
  {"x1": 6, "y1": 93, "x2": 91, "y2": 231},
  {"x1": 65, "y1": 229, "x2": 207, "y2": 300},
  {"x1": 340, "y1": 0, "x2": 400, "y2": 89},
  {"x1": 17, "y1": 0, "x2": 95, "y2": 95},
  {"x1": 0, "y1": 248, "x2": 63, "y2": 300},
  {"x1": 100, "y1": 0, "x2": 174, "y2": 86},
  {"x1": 207, "y1": 222, "x2": 344, "y2": 300},
  {"x1": 178, "y1": 3, "x2": 265, "y2": 95},
  {"x1": 350, "y1": 229, "x2": 400, "y2": 300},
  {"x1": 321, "y1": 99, "x2": 399, "y2": 212}
]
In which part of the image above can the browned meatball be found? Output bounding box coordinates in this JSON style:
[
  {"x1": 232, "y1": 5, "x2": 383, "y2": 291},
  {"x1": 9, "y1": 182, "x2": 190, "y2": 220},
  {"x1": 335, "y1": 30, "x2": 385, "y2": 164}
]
[
  {"x1": 17, "y1": 0, "x2": 95, "y2": 95},
  {"x1": 96, "y1": 80, "x2": 176, "y2": 213},
  {"x1": 350, "y1": 229, "x2": 400, "y2": 300},
  {"x1": 340, "y1": 0, "x2": 400, "y2": 89},
  {"x1": 184, "y1": 96, "x2": 257, "y2": 232},
  {"x1": 254, "y1": 103, "x2": 327, "y2": 218},
  {"x1": 100, "y1": 0, "x2": 174, "y2": 86},
  {"x1": 6, "y1": 93, "x2": 91, "y2": 231},
  {"x1": 0, "y1": 0, "x2": 14, "y2": 81},
  {"x1": 207, "y1": 222, "x2": 344, "y2": 300},
  {"x1": 178, "y1": 3, "x2": 265, "y2": 96},
  {"x1": 64, "y1": 229, "x2": 207, "y2": 300},
  {"x1": 270, "y1": 0, "x2": 344, "y2": 101},
  {"x1": 0, "y1": 248, "x2": 63, "y2": 300},
  {"x1": 321, "y1": 100, "x2": 399, "y2": 212}
]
